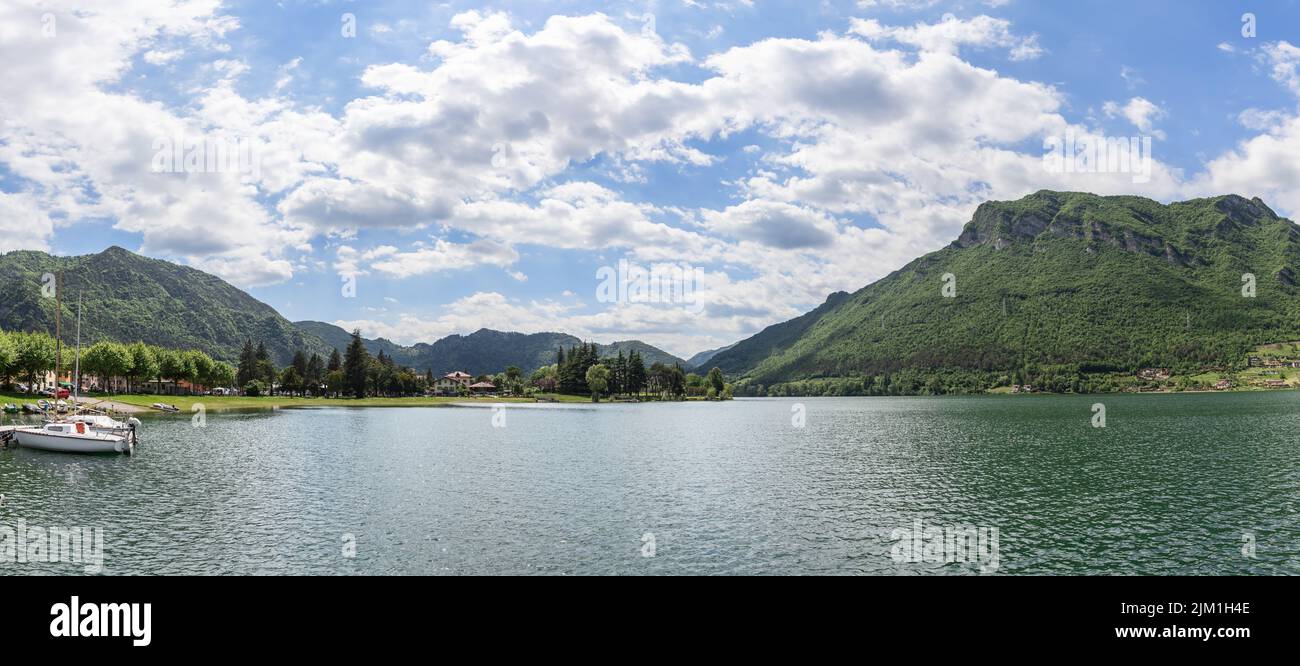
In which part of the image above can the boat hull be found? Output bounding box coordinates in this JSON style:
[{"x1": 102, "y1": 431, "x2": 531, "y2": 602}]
[{"x1": 13, "y1": 429, "x2": 131, "y2": 455}]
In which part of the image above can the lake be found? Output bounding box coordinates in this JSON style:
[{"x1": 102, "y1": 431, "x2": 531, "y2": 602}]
[{"x1": 1, "y1": 393, "x2": 1297, "y2": 575}]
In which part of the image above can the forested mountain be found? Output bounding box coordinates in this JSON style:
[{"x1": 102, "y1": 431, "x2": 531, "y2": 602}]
[
  {"x1": 293, "y1": 320, "x2": 415, "y2": 366},
  {"x1": 293, "y1": 322, "x2": 686, "y2": 376},
  {"x1": 710, "y1": 191, "x2": 1300, "y2": 394},
  {"x1": 0, "y1": 246, "x2": 688, "y2": 375},
  {"x1": 0, "y1": 246, "x2": 330, "y2": 365}
]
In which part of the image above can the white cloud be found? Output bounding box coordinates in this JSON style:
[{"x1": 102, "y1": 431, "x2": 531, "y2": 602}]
[
  {"x1": 1103, "y1": 97, "x2": 1167, "y2": 138},
  {"x1": 0, "y1": 191, "x2": 55, "y2": 253},
  {"x1": 1260, "y1": 40, "x2": 1300, "y2": 96},
  {"x1": 0, "y1": 0, "x2": 303, "y2": 287},
  {"x1": 702, "y1": 200, "x2": 839, "y2": 249},
  {"x1": 12, "y1": 6, "x2": 1298, "y2": 357},
  {"x1": 365, "y1": 239, "x2": 520, "y2": 278},
  {"x1": 849, "y1": 15, "x2": 1044, "y2": 60}
]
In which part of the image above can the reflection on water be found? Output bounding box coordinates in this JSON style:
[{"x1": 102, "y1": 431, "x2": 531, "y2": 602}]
[{"x1": 1, "y1": 393, "x2": 1297, "y2": 575}]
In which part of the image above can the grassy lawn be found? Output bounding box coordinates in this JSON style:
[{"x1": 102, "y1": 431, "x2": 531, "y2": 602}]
[{"x1": 0, "y1": 391, "x2": 592, "y2": 412}]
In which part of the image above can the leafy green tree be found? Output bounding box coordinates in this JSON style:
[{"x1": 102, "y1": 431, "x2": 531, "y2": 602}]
[
  {"x1": 83, "y1": 341, "x2": 133, "y2": 393},
  {"x1": 325, "y1": 369, "x2": 345, "y2": 397},
  {"x1": 531, "y1": 364, "x2": 558, "y2": 393},
  {"x1": 127, "y1": 342, "x2": 158, "y2": 393},
  {"x1": 707, "y1": 367, "x2": 725, "y2": 394},
  {"x1": 15, "y1": 332, "x2": 56, "y2": 390},
  {"x1": 0, "y1": 331, "x2": 16, "y2": 385},
  {"x1": 585, "y1": 363, "x2": 610, "y2": 402},
  {"x1": 209, "y1": 361, "x2": 237, "y2": 390},
  {"x1": 185, "y1": 350, "x2": 214, "y2": 392},
  {"x1": 280, "y1": 366, "x2": 303, "y2": 396}
]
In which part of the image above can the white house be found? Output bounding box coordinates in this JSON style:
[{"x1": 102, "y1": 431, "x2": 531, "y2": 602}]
[{"x1": 431, "y1": 371, "x2": 473, "y2": 396}]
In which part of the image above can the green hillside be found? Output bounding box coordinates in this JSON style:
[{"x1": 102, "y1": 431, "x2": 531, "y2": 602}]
[
  {"x1": 0, "y1": 247, "x2": 331, "y2": 365},
  {"x1": 711, "y1": 191, "x2": 1300, "y2": 394}
]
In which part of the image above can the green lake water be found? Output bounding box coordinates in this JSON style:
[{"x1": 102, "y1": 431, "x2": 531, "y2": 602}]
[{"x1": 0, "y1": 393, "x2": 1296, "y2": 574}]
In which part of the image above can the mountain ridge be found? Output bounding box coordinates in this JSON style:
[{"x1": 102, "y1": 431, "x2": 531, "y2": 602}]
[
  {"x1": 709, "y1": 190, "x2": 1300, "y2": 394},
  {"x1": 294, "y1": 321, "x2": 687, "y2": 376},
  {"x1": 0, "y1": 246, "x2": 684, "y2": 375}
]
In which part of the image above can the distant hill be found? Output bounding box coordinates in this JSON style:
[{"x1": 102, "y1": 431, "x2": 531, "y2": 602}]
[
  {"x1": 0, "y1": 245, "x2": 688, "y2": 375},
  {"x1": 597, "y1": 339, "x2": 688, "y2": 369},
  {"x1": 292, "y1": 320, "x2": 415, "y2": 365},
  {"x1": 0, "y1": 246, "x2": 330, "y2": 365},
  {"x1": 292, "y1": 321, "x2": 687, "y2": 376},
  {"x1": 710, "y1": 191, "x2": 1300, "y2": 393},
  {"x1": 684, "y1": 342, "x2": 738, "y2": 370}
]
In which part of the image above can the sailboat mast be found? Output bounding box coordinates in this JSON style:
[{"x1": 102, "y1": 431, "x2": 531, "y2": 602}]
[
  {"x1": 54, "y1": 270, "x2": 62, "y2": 388},
  {"x1": 74, "y1": 292, "x2": 82, "y2": 406}
]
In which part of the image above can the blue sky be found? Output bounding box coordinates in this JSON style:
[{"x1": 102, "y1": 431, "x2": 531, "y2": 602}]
[{"x1": 3, "y1": 0, "x2": 1300, "y2": 357}]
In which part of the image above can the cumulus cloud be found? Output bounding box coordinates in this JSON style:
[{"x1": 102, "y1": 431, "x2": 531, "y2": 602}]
[
  {"x1": 0, "y1": 0, "x2": 302, "y2": 287},
  {"x1": 1102, "y1": 97, "x2": 1167, "y2": 138},
  {"x1": 0, "y1": 191, "x2": 55, "y2": 253},
  {"x1": 11, "y1": 6, "x2": 1300, "y2": 357}
]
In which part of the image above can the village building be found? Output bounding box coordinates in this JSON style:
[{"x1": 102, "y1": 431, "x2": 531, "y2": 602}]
[
  {"x1": 430, "y1": 371, "x2": 473, "y2": 396},
  {"x1": 469, "y1": 381, "x2": 497, "y2": 394}
]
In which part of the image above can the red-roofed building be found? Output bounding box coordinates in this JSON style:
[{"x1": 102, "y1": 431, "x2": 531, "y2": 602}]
[{"x1": 431, "y1": 371, "x2": 473, "y2": 396}]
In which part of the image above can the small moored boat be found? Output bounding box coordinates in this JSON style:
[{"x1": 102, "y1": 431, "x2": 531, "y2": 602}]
[
  {"x1": 67, "y1": 413, "x2": 141, "y2": 446},
  {"x1": 13, "y1": 421, "x2": 132, "y2": 455},
  {"x1": 2, "y1": 404, "x2": 17, "y2": 414},
  {"x1": 151, "y1": 403, "x2": 180, "y2": 412},
  {"x1": 22, "y1": 404, "x2": 41, "y2": 414}
]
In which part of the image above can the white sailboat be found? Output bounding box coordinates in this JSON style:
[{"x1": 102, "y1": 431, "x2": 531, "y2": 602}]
[
  {"x1": 13, "y1": 292, "x2": 136, "y2": 455},
  {"x1": 13, "y1": 421, "x2": 131, "y2": 454}
]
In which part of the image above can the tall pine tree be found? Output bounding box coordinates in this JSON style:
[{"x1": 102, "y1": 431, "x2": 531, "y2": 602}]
[
  {"x1": 236, "y1": 339, "x2": 257, "y2": 387},
  {"x1": 344, "y1": 329, "x2": 370, "y2": 398}
]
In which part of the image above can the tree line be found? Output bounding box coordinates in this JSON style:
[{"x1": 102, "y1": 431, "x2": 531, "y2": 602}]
[
  {"x1": 539, "y1": 343, "x2": 731, "y2": 401},
  {"x1": 0, "y1": 328, "x2": 236, "y2": 393}
]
